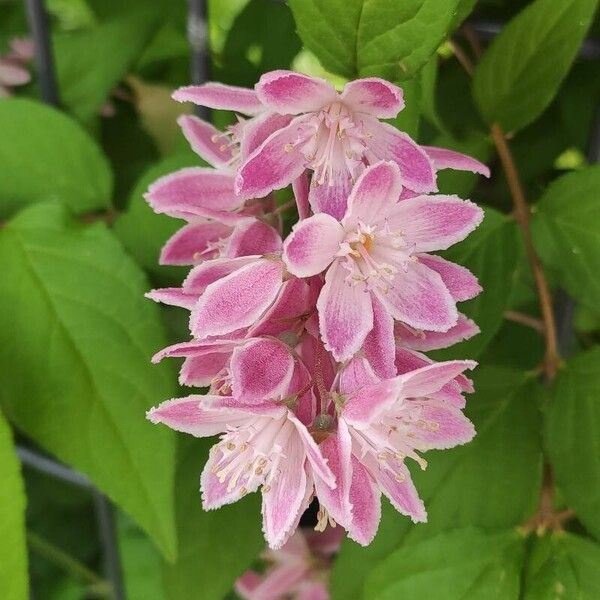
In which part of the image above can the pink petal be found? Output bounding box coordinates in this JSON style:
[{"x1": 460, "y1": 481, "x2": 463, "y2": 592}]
[
  {"x1": 400, "y1": 360, "x2": 476, "y2": 399},
  {"x1": 147, "y1": 395, "x2": 245, "y2": 436},
  {"x1": 179, "y1": 352, "x2": 229, "y2": 387},
  {"x1": 0, "y1": 62, "x2": 30, "y2": 86},
  {"x1": 339, "y1": 357, "x2": 379, "y2": 394},
  {"x1": 347, "y1": 457, "x2": 382, "y2": 545},
  {"x1": 418, "y1": 254, "x2": 481, "y2": 301},
  {"x1": 152, "y1": 339, "x2": 237, "y2": 362},
  {"x1": 283, "y1": 213, "x2": 343, "y2": 277},
  {"x1": 240, "y1": 112, "x2": 294, "y2": 160},
  {"x1": 423, "y1": 145, "x2": 491, "y2": 178},
  {"x1": 313, "y1": 422, "x2": 353, "y2": 531},
  {"x1": 308, "y1": 171, "x2": 354, "y2": 220},
  {"x1": 395, "y1": 314, "x2": 480, "y2": 351},
  {"x1": 146, "y1": 167, "x2": 241, "y2": 219},
  {"x1": 387, "y1": 195, "x2": 484, "y2": 252},
  {"x1": 183, "y1": 256, "x2": 256, "y2": 294},
  {"x1": 343, "y1": 161, "x2": 402, "y2": 227},
  {"x1": 249, "y1": 278, "x2": 312, "y2": 337},
  {"x1": 145, "y1": 287, "x2": 198, "y2": 310},
  {"x1": 227, "y1": 219, "x2": 282, "y2": 258},
  {"x1": 341, "y1": 78, "x2": 404, "y2": 119},
  {"x1": 160, "y1": 221, "x2": 231, "y2": 266},
  {"x1": 365, "y1": 119, "x2": 436, "y2": 193},
  {"x1": 231, "y1": 338, "x2": 295, "y2": 402},
  {"x1": 409, "y1": 401, "x2": 475, "y2": 450},
  {"x1": 375, "y1": 461, "x2": 426, "y2": 523},
  {"x1": 245, "y1": 564, "x2": 307, "y2": 600},
  {"x1": 256, "y1": 70, "x2": 337, "y2": 115},
  {"x1": 363, "y1": 295, "x2": 396, "y2": 379},
  {"x1": 236, "y1": 116, "x2": 308, "y2": 199},
  {"x1": 296, "y1": 581, "x2": 329, "y2": 600},
  {"x1": 374, "y1": 261, "x2": 458, "y2": 332},
  {"x1": 293, "y1": 172, "x2": 311, "y2": 220},
  {"x1": 191, "y1": 259, "x2": 284, "y2": 338},
  {"x1": 343, "y1": 379, "x2": 401, "y2": 428},
  {"x1": 172, "y1": 83, "x2": 264, "y2": 115},
  {"x1": 261, "y1": 432, "x2": 308, "y2": 549},
  {"x1": 235, "y1": 571, "x2": 262, "y2": 598},
  {"x1": 317, "y1": 261, "x2": 374, "y2": 362},
  {"x1": 177, "y1": 115, "x2": 233, "y2": 168}
]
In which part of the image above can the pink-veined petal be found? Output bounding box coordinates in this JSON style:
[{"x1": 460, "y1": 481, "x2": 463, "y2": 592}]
[
  {"x1": 317, "y1": 261, "x2": 374, "y2": 361},
  {"x1": 363, "y1": 293, "x2": 396, "y2": 380},
  {"x1": 375, "y1": 461, "x2": 426, "y2": 523},
  {"x1": 409, "y1": 401, "x2": 475, "y2": 450},
  {"x1": 395, "y1": 314, "x2": 480, "y2": 351},
  {"x1": 177, "y1": 115, "x2": 233, "y2": 168},
  {"x1": 146, "y1": 167, "x2": 241, "y2": 219},
  {"x1": 388, "y1": 195, "x2": 484, "y2": 252},
  {"x1": 400, "y1": 360, "x2": 476, "y2": 399},
  {"x1": 256, "y1": 70, "x2": 337, "y2": 115},
  {"x1": 240, "y1": 112, "x2": 294, "y2": 160},
  {"x1": 173, "y1": 83, "x2": 264, "y2": 115},
  {"x1": 365, "y1": 119, "x2": 436, "y2": 193},
  {"x1": 236, "y1": 116, "x2": 308, "y2": 199},
  {"x1": 347, "y1": 457, "x2": 382, "y2": 545},
  {"x1": 339, "y1": 357, "x2": 379, "y2": 395},
  {"x1": 183, "y1": 256, "x2": 257, "y2": 294},
  {"x1": 308, "y1": 170, "x2": 354, "y2": 220},
  {"x1": 375, "y1": 261, "x2": 458, "y2": 332},
  {"x1": 147, "y1": 395, "x2": 246, "y2": 436},
  {"x1": 293, "y1": 172, "x2": 310, "y2": 220},
  {"x1": 231, "y1": 338, "x2": 295, "y2": 402},
  {"x1": 343, "y1": 379, "x2": 401, "y2": 428},
  {"x1": 283, "y1": 213, "x2": 343, "y2": 277},
  {"x1": 227, "y1": 219, "x2": 282, "y2": 258},
  {"x1": 179, "y1": 352, "x2": 229, "y2": 387},
  {"x1": 145, "y1": 287, "x2": 198, "y2": 310},
  {"x1": 160, "y1": 221, "x2": 231, "y2": 266},
  {"x1": 261, "y1": 432, "x2": 308, "y2": 549},
  {"x1": 191, "y1": 259, "x2": 284, "y2": 338},
  {"x1": 418, "y1": 254, "x2": 481, "y2": 301},
  {"x1": 343, "y1": 161, "x2": 402, "y2": 227},
  {"x1": 152, "y1": 339, "x2": 238, "y2": 363},
  {"x1": 423, "y1": 145, "x2": 491, "y2": 178},
  {"x1": 341, "y1": 78, "x2": 404, "y2": 119},
  {"x1": 313, "y1": 421, "x2": 352, "y2": 530}
]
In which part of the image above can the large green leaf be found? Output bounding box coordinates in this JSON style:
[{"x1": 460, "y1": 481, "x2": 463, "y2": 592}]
[
  {"x1": 0, "y1": 412, "x2": 28, "y2": 600},
  {"x1": 473, "y1": 0, "x2": 599, "y2": 133},
  {"x1": 365, "y1": 528, "x2": 524, "y2": 600},
  {"x1": 0, "y1": 202, "x2": 177, "y2": 559},
  {"x1": 0, "y1": 99, "x2": 112, "y2": 218},
  {"x1": 288, "y1": 0, "x2": 461, "y2": 80},
  {"x1": 331, "y1": 367, "x2": 543, "y2": 599},
  {"x1": 524, "y1": 533, "x2": 600, "y2": 599},
  {"x1": 162, "y1": 437, "x2": 264, "y2": 600},
  {"x1": 54, "y1": 10, "x2": 160, "y2": 122},
  {"x1": 545, "y1": 347, "x2": 600, "y2": 541},
  {"x1": 435, "y1": 208, "x2": 521, "y2": 360},
  {"x1": 532, "y1": 166, "x2": 600, "y2": 311}
]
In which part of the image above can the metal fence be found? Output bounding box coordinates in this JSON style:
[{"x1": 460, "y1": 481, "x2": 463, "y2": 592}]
[{"x1": 16, "y1": 0, "x2": 600, "y2": 598}]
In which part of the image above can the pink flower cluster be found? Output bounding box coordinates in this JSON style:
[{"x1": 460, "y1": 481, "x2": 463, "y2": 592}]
[{"x1": 146, "y1": 71, "x2": 488, "y2": 549}]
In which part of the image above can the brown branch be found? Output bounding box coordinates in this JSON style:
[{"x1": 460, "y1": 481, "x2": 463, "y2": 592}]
[
  {"x1": 504, "y1": 310, "x2": 544, "y2": 333},
  {"x1": 490, "y1": 124, "x2": 560, "y2": 380},
  {"x1": 447, "y1": 40, "x2": 475, "y2": 76}
]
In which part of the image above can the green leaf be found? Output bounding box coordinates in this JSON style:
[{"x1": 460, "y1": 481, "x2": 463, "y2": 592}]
[
  {"x1": 54, "y1": 10, "x2": 160, "y2": 122},
  {"x1": 365, "y1": 528, "x2": 524, "y2": 600},
  {"x1": 524, "y1": 533, "x2": 600, "y2": 599},
  {"x1": 0, "y1": 202, "x2": 177, "y2": 559},
  {"x1": 113, "y1": 153, "x2": 199, "y2": 283},
  {"x1": 435, "y1": 208, "x2": 521, "y2": 360},
  {"x1": 386, "y1": 77, "x2": 421, "y2": 139},
  {"x1": 289, "y1": 0, "x2": 462, "y2": 80},
  {"x1": 0, "y1": 412, "x2": 28, "y2": 600},
  {"x1": 332, "y1": 367, "x2": 543, "y2": 599},
  {"x1": 0, "y1": 99, "x2": 112, "y2": 218},
  {"x1": 532, "y1": 166, "x2": 600, "y2": 311},
  {"x1": 545, "y1": 347, "x2": 600, "y2": 541},
  {"x1": 162, "y1": 438, "x2": 264, "y2": 600},
  {"x1": 473, "y1": 0, "x2": 599, "y2": 133}
]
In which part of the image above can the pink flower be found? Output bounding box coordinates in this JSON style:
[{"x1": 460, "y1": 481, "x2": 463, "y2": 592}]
[
  {"x1": 236, "y1": 71, "x2": 489, "y2": 219},
  {"x1": 0, "y1": 37, "x2": 33, "y2": 97},
  {"x1": 148, "y1": 338, "x2": 335, "y2": 549},
  {"x1": 314, "y1": 358, "x2": 476, "y2": 545},
  {"x1": 283, "y1": 161, "x2": 483, "y2": 361},
  {"x1": 236, "y1": 527, "x2": 343, "y2": 600}
]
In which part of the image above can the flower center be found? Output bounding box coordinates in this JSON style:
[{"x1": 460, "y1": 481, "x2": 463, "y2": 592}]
[{"x1": 287, "y1": 102, "x2": 369, "y2": 186}]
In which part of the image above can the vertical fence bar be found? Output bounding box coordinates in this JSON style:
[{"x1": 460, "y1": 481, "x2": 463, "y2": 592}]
[
  {"x1": 24, "y1": 0, "x2": 60, "y2": 106},
  {"x1": 187, "y1": 0, "x2": 209, "y2": 118}
]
